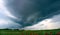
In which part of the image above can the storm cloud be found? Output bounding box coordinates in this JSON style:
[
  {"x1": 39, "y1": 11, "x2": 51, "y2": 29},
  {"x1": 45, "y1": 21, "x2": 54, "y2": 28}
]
[{"x1": 0, "y1": 0, "x2": 60, "y2": 29}]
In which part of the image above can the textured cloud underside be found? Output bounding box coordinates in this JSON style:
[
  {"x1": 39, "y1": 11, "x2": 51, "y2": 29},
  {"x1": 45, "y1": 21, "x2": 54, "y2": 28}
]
[
  {"x1": 23, "y1": 14, "x2": 60, "y2": 30},
  {"x1": 0, "y1": 0, "x2": 60, "y2": 30}
]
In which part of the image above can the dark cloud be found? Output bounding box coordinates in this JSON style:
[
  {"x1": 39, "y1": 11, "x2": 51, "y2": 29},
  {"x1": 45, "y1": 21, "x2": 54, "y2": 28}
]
[{"x1": 4, "y1": 0, "x2": 60, "y2": 27}]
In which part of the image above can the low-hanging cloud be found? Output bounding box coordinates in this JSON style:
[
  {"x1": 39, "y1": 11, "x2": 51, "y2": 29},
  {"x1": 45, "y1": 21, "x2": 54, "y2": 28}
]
[
  {"x1": 0, "y1": 0, "x2": 60, "y2": 30},
  {"x1": 23, "y1": 14, "x2": 60, "y2": 30}
]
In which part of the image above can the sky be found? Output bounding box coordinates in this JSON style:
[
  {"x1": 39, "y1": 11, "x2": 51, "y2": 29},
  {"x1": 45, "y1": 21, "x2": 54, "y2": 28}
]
[
  {"x1": 23, "y1": 14, "x2": 60, "y2": 30},
  {"x1": 0, "y1": 0, "x2": 21, "y2": 29},
  {"x1": 0, "y1": 0, "x2": 60, "y2": 30}
]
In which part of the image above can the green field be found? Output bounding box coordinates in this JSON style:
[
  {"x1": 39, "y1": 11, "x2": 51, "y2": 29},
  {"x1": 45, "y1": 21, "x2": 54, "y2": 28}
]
[{"x1": 0, "y1": 29, "x2": 60, "y2": 35}]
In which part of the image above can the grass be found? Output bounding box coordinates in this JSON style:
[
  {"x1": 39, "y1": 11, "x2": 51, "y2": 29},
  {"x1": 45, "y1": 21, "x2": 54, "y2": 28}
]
[{"x1": 0, "y1": 29, "x2": 60, "y2": 35}]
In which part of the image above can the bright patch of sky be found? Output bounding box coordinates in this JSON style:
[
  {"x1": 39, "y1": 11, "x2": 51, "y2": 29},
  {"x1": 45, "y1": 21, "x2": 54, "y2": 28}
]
[
  {"x1": 0, "y1": 0, "x2": 21, "y2": 29},
  {"x1": 0, "y1": 0, "x2": 17, "y2": 19},
  {"x1": 23, "y1": 14, "x2": 60, "y2": 30},
  {"x1": 0, "y1": 19, "x2": 21, "y2": 29}
]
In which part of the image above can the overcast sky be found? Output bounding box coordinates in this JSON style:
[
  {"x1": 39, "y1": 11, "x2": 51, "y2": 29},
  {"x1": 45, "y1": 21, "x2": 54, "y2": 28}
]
[{"x1": 0, "y1": 0, "x2": 60, "y2": 30}]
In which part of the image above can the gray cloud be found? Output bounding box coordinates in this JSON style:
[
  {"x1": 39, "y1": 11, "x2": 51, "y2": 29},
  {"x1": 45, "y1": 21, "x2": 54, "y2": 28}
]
[
  {"x1": 0, "y1": 0, "x2": 60, "y2": 30},
  {"x1": 23, "y1": 14, "x2": 60, "y2": 30}
]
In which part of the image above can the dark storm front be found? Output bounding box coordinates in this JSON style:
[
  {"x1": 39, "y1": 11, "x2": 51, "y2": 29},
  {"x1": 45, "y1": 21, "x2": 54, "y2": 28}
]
[{"x1": 4, "y1": 0, "x2": 60, "y2": 28}]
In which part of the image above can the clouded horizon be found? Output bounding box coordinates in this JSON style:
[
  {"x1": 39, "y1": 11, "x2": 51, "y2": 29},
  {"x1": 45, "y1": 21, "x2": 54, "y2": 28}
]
[{"x1": 0, "y1": 0, "x2": 60, "y2": 30}]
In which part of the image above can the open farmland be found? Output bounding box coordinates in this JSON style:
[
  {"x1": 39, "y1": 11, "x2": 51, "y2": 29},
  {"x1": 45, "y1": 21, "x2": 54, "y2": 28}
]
[{"x1": 0, "y1": 29, "x2": 60, "y2": 35}]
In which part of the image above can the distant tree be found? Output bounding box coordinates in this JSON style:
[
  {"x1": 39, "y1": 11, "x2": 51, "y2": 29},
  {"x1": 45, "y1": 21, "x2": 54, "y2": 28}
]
[{"x1": 5, "y1": 28, "x2": 9, "y2": 30}]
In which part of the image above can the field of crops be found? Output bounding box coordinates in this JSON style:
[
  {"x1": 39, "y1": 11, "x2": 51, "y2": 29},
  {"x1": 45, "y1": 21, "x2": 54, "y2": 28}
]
[{"x1": 0, "y1": 29, "x2": 60, "y2": 35}]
